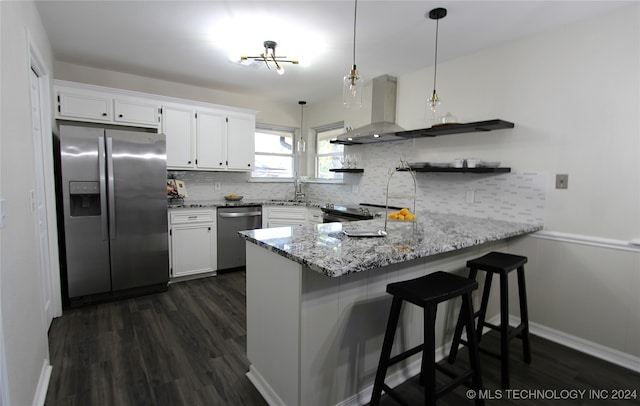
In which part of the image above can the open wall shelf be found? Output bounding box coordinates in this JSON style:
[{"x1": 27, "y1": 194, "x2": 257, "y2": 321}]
[
  {"x1": 396, "y1": 119, "x2": 514, "y2": 138},
  {"x1": 397, "y1": 167, "x2": 511, "y2": 174},
  {"x1": 329, "y1": 168, "x2": 364, "y2": 173},
  {"x1": 330, "y1": 119, "x2": 514, "y2": 145}
]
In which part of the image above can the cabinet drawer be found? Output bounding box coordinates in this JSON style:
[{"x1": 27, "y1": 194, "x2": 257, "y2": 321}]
[
  {"x1": 267, "y1": 206, "x2": 307, "y2": 220},
  {"x1": 170, "y1": 210, "x2": 214, "y2": 224}
]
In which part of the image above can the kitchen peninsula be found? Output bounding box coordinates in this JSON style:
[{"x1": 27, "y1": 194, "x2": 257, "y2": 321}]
[{"x1": 239, "y1": 213, "x2": 542, "y2": 406}]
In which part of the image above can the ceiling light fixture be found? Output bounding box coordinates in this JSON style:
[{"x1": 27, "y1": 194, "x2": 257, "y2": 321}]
[
  {"x1": 427, "y1": 7, "x2": 447, "y2": 122},
  {"x1": 343, "y1": 0, "x2": 362, "y2": 107},
  {"x1": 241, "y1": 41, "x2": 298, "y2": 75}
]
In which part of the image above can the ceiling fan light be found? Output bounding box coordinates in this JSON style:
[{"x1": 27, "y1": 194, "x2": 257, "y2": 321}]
[{"x1": 276, "y1": 65, "x2": 285, "y2": 75}]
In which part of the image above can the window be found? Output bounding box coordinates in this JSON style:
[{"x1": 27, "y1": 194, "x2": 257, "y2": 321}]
[
  {"x1": 252, "y1": 126, "x2": 295, "y2": 178},
  {"x1": 315, "y1": 124, "x2": 344, "y2": 180}
]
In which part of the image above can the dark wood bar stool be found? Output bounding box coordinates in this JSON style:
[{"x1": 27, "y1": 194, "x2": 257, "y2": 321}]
[
  {"x1": 448, "y1": 252, "x2": 531, "y2": 390},
  {"x1": 370, "y1": 271, "x2": 484, "y2": 406}
]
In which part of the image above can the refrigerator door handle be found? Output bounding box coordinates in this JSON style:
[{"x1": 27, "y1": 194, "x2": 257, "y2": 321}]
[
  {"x1": 98, "y1": 136, "x2": 108, "y2": 241},
  {"x1": 106, "y1": 136, "x2": 116, "y2": 240}
]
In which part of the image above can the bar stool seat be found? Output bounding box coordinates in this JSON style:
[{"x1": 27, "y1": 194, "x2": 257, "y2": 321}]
[
  {"x1": 448, "y1": 252, "x2": 531, "y2": 390},
  {"x1": 370, "y1": 271, "x2": 484, "y2": 406}
]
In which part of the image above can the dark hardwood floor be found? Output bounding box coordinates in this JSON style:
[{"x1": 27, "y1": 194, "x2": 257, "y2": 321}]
[
  {"x1": 47, "y1": 271, "x2": 639, "y2": 406},
  {"x1": 46, "y1": 271, "x2": 267, "y2": 406}
]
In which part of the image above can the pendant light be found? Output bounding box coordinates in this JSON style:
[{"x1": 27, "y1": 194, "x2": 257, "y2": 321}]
[
  {"x1": 427, "y1": 7, "x2": 447, "y2": 123},
  {"x1": 343, "y1": 0, "x2": 362, "y2": 107},
  {"x1": 297, "y1": 101, "x2": 306, "y2": 153}
]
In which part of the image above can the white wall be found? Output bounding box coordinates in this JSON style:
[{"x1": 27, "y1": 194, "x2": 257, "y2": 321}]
[{"x1": 0, "y1": 1, "x2": 54, "y2": 404}]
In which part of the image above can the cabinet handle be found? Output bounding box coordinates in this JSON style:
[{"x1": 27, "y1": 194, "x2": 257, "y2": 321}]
[
  {"x1": 208, "y1": 227, "x2": 211, "y2": 231},
  {"x1": 118, "y1": 114, "x2": 123, "y2": 118},
  {"x1": 188, "y1": 216, "x2": 197, "y2": 219},
  {"x1": 188, "y1": 160, "x2": 192, "y2": 164},
  {"x1": 247, "y1": 163, "x2": 251, "y2": 167},
  {"x1": 219, "y1": 162, "x2": 223, "y2": 166},
  {"x1": 102, "y1": 113, "x2": 107, "y2": 116}
]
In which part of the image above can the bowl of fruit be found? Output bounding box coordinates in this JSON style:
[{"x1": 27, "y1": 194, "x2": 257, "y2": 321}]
[
  {"x1": 224, "y1": 194, "x2": 243, "y2": 201},
  {"x1": 387, "y1": 207, "x2": 416, "y2": 221}
]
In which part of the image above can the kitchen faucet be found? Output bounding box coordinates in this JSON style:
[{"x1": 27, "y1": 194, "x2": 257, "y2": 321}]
[{"x1": 294, "y1": 177, "x2": 306, "y2": 201}]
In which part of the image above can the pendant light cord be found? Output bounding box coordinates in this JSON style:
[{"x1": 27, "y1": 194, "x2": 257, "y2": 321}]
[
  {"x1": 352, "y1": 0, "x2": 358, "y2": 68},
  {"x1": 432, "y1": 16, "x2": 439, "y2": 94}
]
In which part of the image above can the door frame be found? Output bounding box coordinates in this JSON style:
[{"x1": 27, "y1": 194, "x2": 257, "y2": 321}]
[{"x1": 28, "y1": 34, "x2": 62, "y2": 321}]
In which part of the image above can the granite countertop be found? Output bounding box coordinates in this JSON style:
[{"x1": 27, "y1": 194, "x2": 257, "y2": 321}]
[
  {"x1": 168, "y1": 199, "x2": 323, "y2": 209},
  {"x1": 239, "y1": 213, "x2": 543, "y2": 278}
]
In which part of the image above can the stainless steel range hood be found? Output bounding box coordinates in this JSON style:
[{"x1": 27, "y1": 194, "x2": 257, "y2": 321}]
[{"x1": 333, "y1": 75, "x2": 405, "y2": 145}]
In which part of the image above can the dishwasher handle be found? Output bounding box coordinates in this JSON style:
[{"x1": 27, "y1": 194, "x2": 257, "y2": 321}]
[{"x1": 218, "y1": 211, "x2": 262, "y2": 218}]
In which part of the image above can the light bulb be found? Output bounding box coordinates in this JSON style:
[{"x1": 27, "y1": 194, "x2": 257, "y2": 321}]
[
  {"x1": 343, "y1": 68, "x2": 362, "y2": 107},
  {"x1": 276, "y1": 65, "x2": 285, "y2": 75}
]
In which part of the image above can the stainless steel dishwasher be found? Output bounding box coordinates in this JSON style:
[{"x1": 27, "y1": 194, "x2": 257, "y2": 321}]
[{"x1": 217, "y1": 205, "x2": 262, "y2": 271}]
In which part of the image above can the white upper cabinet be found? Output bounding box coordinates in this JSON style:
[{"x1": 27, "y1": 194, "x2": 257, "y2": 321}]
[
  {"x1": 226, "y1": 114, "x2": 255, "y2": 171},
  {"x1": 114, "y1": 99, "x2": 160, "y2": 127},
  {"x1": 57, "y1": 90, "x2": 112, "y2": 123},
  {"x1": 56, "y1": 82, "x2": 159, "y2": 128},
  {"x1": 193, "y1": 110, "x2": 255, "y2": 172},
  {"x1": 54, "y1": 80, "x2": 257, "y2": 172},
  {"x1": 163, "y1": 106, "x2": 196, "y2": 169},
  {"x1": 196, "y1": 111, "x2": 226, "y2": 170}
]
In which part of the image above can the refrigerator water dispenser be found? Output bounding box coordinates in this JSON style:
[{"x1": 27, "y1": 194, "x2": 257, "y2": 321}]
[{"x1": 69, "y1": 181, "x2": 100, "y2": 216}]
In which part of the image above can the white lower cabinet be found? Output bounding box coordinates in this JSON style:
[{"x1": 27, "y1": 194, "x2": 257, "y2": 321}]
[
  {"x1": 307, "y1": 207, "x2": 323, "y2": 224},
  {"x1": 169, "y1": 209, "x2": 217, "y2": 278},
  {"x1": 264, "y1": 206, "x2": 323, "y2": 228}
]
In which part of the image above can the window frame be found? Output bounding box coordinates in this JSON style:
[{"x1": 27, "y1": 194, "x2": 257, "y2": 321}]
[
  {"x1": 314, "y1": 122, "x2": 345, "y2": 180},
  {"x1": 251, "y1": 124, "x2": 296, "y2": 180}
]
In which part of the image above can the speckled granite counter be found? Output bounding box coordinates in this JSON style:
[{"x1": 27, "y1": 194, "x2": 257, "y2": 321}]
[
  {"x1": 240, "y1": 212, "x2": 542, "y2": 278},
  {"x1": 243, "y1": 213, "x2": 542, "y2": 406},
  {"x1": 168, "y1": 199, "x2": 323, "y2": 209}
]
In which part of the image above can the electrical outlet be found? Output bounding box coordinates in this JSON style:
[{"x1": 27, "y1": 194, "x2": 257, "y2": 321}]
[
  {"x1": 214, "y1": 182, "x2": 221, "y2": 191},
  {"x1": 466, "y1": 190, "x2": 475, "y2": 203},
  {"x1": 556, "y1": 174, "x2": 569, "y2": 189}
]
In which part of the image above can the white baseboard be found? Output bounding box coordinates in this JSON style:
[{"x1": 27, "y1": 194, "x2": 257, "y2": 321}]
[
  {"x1": 246, "y1": 365, "x2": 287, "y2": 406},
  {"x1": 517, "y1": 316, "x2": 640, "y2": 374},
  {"x1": 32, "y1": 359, "x2": 52, "y2": 406}
]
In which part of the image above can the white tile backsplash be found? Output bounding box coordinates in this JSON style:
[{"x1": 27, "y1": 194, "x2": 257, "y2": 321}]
[{"x1": 169, "y1": 140, "x2": 546, "y2": 224}]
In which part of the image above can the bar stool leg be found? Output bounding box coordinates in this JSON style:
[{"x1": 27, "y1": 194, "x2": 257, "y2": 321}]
[
  {"x1": 370, "y1": 297, "x2": 403, "y2": 406},
  {"x1": 462, "y1": 293, "x2": 485, "y2": 406},
  {"x1": 423, "y1": 305, "x2": 437, "y2": 406},
  {"x1": 475, "y1": 272, "x2": 493, "y2": 343},
  {"x1": 517, "y1": 266, "x2": 532, "y2": 364},
  {"x1": 499, "y1": 272, "x2": 510, "y2": 389},
  {"x1": 448, "y1": 268, "x2": 479, "y2": 363}
]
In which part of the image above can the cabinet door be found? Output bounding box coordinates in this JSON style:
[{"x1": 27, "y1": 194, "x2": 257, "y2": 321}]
[
  {"x1": 171, "y1": 224, "x2": 215, "y2": 277},
  {"x1": 163, "y1": 106, "x2": 195, "y2": 169},
  {"x1": 307, "y1": 208, "x2": 323, "y2": 224},
  {"x1": 114, "y1": 99, "x2": 159, "y2": 127},
  {"x1": 196, "y1": 111, "x2": 226, "y2": 169},
  {"x1": 226, "y1": 114, "x2": 255, "y2": 171},
  {"x1": 58, "y1": 91, "x2": 112, "y2": 122}
]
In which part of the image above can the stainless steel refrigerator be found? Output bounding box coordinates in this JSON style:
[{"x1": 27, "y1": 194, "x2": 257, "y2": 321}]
[{"x1": 58, "y1": 122, "x2": 168, "y2": 303}]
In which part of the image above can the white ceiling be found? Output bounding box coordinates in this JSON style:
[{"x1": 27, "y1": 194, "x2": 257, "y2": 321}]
[{"x1": 35, "y1": 0, "x2": 631, "y2": 105}]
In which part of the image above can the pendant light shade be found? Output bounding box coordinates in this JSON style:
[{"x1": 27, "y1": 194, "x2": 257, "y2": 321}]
[
  {"x1": 343, "y1": 0, "x2": 363, "y2": 107},
  {"x1": 427, "y1": 7, "x2": 447, "y2": 123},
  {"x1": 297, "y1": 101, "x2": 306, "y2": 153}
]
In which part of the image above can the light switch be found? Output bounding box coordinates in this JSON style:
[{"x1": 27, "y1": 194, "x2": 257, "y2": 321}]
[
  {"x1": 0, "y1": 198, "x2": 6, "y2": 229},
  {"x1": 556, "y1": 174, "x2": 569, "y2": 189}
]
